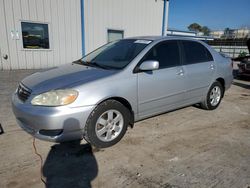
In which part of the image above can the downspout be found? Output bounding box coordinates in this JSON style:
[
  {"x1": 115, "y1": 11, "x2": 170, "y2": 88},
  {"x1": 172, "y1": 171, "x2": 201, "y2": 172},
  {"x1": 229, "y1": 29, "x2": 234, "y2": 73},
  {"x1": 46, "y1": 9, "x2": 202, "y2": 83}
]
[
  {"x1": 80, "y1": 0, "x2": 85, "y2": 56},
  {"x1": 162, "y1": 0, "x2": 169, "y2": 36}
]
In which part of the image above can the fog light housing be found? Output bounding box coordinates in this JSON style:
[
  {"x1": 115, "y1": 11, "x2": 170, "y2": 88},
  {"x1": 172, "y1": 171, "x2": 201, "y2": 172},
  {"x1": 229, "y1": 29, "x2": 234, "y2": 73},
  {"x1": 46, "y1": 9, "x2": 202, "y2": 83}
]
[{"x1": 39, "y1": 129, "x2": 63, "y2": 137}]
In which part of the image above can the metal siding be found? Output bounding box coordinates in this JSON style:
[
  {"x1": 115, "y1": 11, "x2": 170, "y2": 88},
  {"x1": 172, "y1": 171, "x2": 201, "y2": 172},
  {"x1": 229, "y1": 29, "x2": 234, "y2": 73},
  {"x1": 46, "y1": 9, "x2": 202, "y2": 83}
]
[
  {"x1": 20, "y1": 0, "x2": 33, "y2": 69},
  {"x1": 2, "y1": 0, "x2": 163, "y2": 70},
  {"x1": 0, "y1": 0, "x2": 10, "y2": 70},
  {"x1": 51, "y1": 0, "x2": 60, "y2": 68},
  {"x1": 84, "y1": 0, "x2": 163, "y2": 54},
  {"x1": 44, "y1": 0, "x2": 53, "y2": 68},
  {"x1": 57, "y1": 0, "x2": 66, "y2": 65},
  {"x1": 65, "y1": 0, "x2": 72, "y2": 62},
  {"x1": 70, "y1": 0, "x2": 78, "y2": 60},
  {"x1": 84, "y1": 0, "x2": 90, "y2": 54},
  {"x1": 76, "y1": 0, "x2": 82, "y2": 58},
  {"x1": 4, "y1": 0, "x2": 19, "y2": 69},
  {"x1": 1, "y1": 0, "x2": 82, "y2": 70},
  {"x1": 20, "y1": 0, "x2": 29, "y2": 20},
  {"x1": 14, "y1": 0, "x2": 26, "y2": 69},
  {"x1": 36, "y1": 0, "x2": 46, "y2": 68}
]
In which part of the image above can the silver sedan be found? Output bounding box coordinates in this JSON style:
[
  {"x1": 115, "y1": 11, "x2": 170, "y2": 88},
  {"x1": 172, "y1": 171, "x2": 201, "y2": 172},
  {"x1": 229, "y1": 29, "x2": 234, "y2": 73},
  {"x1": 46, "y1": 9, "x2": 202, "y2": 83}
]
[{"x1": 12, "y1": 37, "x2": 233, "y2": 148}]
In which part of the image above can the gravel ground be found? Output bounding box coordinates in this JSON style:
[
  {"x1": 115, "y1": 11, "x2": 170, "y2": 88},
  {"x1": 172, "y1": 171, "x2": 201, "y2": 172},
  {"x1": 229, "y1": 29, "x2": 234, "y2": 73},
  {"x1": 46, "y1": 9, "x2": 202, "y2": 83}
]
[{"x1": 0, "y1": 70, "x2": 249, "y2": 188}]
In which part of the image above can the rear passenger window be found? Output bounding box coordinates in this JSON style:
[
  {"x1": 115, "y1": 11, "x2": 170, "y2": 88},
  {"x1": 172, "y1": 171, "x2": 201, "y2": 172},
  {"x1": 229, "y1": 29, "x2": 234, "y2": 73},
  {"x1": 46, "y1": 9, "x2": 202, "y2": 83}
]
[
  {"x1": 142, "y1": 41, "x2": 180, "y2": 69},
  {"x1": 182, "y1": 41, "x2": 213, "y2": 64}
]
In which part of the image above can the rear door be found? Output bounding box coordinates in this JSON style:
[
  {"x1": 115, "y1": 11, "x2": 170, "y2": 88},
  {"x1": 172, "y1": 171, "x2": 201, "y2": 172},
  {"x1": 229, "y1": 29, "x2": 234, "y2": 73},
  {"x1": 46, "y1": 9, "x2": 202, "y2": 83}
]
[
  {"x1": 137, "y1": 40, "x2": 186, "y2": 118},
  {"x1": 180, "y1": 40, "x2": 215, "y2": 104}
]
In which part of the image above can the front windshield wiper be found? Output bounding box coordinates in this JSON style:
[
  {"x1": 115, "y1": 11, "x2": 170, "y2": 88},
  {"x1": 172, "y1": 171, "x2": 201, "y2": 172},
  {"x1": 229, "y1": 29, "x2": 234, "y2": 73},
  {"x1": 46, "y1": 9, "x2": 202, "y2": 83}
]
[
  {"x1": 89, "y1": 62, "x2": 112, "y2": 70},
  {"x1": 74, "y1": 59, "x2": 118, "y2": 70}
]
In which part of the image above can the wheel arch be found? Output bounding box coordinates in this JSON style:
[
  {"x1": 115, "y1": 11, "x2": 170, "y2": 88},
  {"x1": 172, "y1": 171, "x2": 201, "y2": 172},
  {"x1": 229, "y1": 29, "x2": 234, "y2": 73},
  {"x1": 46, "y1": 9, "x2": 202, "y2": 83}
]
[
  {"x1": 216, "y1": 77, "x2": 225, "y2": 97},
  {"x1": 96, "y1": 96, "x2": 135, "y2": 128}
]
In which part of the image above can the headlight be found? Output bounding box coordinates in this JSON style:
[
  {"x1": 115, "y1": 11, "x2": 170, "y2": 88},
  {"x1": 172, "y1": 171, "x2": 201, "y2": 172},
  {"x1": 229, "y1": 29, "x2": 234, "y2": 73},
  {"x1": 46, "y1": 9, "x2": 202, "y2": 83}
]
[{"x1": 31, "y1": 89, "x2": 78, "y2": 106}]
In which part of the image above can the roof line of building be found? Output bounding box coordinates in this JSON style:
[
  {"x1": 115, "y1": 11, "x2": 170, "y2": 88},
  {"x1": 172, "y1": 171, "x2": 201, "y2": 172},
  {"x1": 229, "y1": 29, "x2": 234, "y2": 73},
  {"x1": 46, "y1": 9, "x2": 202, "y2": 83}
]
[
  {"x1": 167, "y1": 34, "x2": 214, "y2": 40},
  {"x1": 168, "y1": 28, "x2": 197, "y2": 34}
]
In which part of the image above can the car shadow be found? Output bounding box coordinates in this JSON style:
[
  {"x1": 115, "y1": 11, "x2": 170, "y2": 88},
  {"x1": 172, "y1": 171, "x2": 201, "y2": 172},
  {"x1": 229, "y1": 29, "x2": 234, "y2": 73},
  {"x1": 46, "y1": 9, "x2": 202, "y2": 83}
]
[
  {"x1": 43, "y1": 141, "x2": 98, "y2": 188},
  {"x1": 233, "y1": 81, "x2": 250, "y2": 89}
]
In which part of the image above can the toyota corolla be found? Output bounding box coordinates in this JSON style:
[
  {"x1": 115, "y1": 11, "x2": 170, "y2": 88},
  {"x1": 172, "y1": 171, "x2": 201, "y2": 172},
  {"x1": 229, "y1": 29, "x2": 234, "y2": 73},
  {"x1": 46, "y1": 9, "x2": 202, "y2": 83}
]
[{"x1": 12, "y1": 37, "x2": 233, "y2": 148}]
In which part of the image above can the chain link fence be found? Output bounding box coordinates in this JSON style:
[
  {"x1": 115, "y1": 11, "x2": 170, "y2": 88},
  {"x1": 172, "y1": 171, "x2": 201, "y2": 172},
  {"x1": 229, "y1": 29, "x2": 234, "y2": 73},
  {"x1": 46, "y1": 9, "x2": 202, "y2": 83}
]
[{"x1": 207, "y1": 38, "x2": 249, "y2": 58}]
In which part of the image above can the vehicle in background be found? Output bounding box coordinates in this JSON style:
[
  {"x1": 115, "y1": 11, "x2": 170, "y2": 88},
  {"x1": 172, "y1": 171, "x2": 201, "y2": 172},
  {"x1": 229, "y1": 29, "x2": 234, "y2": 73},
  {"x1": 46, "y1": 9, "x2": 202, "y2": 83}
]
[
  {"x1": 237, "y1": 57, "x2": 250, "y2": 78},
  {"x1": 233, "y1": 38, "x2": 250, "y2": 78}
]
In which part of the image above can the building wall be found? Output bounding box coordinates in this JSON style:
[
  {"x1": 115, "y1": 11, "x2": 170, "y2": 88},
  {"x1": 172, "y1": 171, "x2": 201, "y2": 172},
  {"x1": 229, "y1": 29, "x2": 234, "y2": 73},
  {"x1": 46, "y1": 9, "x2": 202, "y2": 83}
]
[
  {"x1": 210, "y1": 29, "x2": 250, "y2": 39},
  {"x1": 0, "y1": 0, "x2": 82, "y2": 70},
  {"x1": 167, "y1": 30, "x2": 196, "y2": 37},
  {"x1": 84, "y1": 0, "x2": 163, "y2": 54},
  {"x1": 210, "y1": 31, "x2": 224, "y2": 39},
  {"x1": 0, "y1": 0, "x2": 164, "y2": 70},
  {"x1": 234, "y1": 29, "x2": 250, "y2": 38}
]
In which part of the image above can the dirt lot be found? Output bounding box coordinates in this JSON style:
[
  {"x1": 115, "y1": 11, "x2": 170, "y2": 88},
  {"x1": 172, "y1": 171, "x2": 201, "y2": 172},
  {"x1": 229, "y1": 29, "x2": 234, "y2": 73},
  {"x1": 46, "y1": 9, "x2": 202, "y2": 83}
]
[{"x1": 0, "y1": 70, "x2": 249, "y2": 188}]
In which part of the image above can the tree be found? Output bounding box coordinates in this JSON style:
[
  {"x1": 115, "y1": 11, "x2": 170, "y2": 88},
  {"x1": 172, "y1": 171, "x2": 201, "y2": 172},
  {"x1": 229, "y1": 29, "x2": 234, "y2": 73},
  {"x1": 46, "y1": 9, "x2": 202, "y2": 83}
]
[
  {"x1": 201, "y1": 26, "x2": 210, "y2": 36},
  {"x1": 188, "y1": 23, "x2": 202, "y2": 32}
]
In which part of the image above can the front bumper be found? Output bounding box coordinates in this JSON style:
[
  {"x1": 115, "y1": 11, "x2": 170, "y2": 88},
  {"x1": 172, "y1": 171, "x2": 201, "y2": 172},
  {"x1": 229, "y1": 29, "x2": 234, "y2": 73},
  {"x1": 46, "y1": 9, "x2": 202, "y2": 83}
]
[{"x1": 12, "y1": 93, "x2": 95, "y2": 142}]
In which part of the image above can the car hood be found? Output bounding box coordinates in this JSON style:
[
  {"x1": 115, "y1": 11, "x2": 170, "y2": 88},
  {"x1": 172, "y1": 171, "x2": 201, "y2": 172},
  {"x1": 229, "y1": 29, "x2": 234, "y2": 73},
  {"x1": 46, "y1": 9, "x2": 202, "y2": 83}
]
[{"x1": 22, "y1": 63, "x2": 117, "y2": 94}]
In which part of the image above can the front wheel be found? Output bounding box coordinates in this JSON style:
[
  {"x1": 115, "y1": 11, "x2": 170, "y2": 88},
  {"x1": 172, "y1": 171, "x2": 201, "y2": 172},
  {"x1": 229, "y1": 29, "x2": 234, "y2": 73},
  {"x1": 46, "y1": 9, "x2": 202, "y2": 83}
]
[
  {"x1": 201, "y1": 81, "x2": 224, "y2": 110},
  {"x1": 83, "y1": 100, "x2": 130, "y2": 148}
]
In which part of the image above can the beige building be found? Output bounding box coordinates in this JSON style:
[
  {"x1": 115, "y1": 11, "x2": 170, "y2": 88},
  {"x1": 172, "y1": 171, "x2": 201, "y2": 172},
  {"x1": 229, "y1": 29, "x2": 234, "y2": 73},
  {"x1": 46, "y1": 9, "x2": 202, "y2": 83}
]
[
  {"x1": 234, "y1": 28, "x2": 250, "y2": 38},
  {"x1": 210, "y1": 28, "x2": 250, "y2": 39},
  {"x1": 210, "y1": 30, "x2": 224, "y2": 39}
]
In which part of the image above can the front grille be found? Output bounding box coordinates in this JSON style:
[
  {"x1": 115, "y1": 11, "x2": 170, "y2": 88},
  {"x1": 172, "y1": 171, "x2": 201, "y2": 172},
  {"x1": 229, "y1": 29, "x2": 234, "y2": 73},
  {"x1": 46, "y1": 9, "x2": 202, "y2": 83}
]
[{"x1": 17, "y1": 83, "x2": 32, "y2": 102}]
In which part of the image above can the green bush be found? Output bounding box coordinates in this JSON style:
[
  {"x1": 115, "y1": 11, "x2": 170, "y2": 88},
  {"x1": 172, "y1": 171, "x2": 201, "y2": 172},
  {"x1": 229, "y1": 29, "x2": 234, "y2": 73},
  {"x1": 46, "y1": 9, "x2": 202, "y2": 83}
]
[{"x1": 238, "y1": 51, "x2": 247, "y2": 58}]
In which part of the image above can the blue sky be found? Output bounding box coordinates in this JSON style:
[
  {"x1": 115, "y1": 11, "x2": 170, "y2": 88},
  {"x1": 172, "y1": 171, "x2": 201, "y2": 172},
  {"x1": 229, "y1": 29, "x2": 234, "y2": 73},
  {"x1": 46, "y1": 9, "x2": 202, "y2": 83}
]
[{"x1": 168, "y1": 0, "x2": 250, "y2": 31}]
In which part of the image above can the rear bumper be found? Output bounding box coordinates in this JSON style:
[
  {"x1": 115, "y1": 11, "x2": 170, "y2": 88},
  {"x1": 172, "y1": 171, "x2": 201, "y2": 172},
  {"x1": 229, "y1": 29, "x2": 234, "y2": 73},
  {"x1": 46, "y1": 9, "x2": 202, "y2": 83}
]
[{"x1": 12, "y1": 93, "x2": 95, "y2": 142}]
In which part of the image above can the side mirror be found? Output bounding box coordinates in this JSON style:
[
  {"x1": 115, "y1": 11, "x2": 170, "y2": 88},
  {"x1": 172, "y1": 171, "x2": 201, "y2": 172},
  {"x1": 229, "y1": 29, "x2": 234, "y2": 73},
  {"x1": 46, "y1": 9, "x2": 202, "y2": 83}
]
[{"x1": 139, "y1": 60, "x2": 159, "y2": 71}]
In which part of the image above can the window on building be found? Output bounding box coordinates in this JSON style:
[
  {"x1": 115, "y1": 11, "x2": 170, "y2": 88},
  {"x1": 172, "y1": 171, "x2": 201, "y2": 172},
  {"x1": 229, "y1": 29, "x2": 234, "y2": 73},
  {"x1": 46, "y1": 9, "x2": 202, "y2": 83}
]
[
  {"x1": 142, "y1": 41, "x2": 181, "y2": 69},
  {"x1": 21, "y1": 22, "x2": 50, "y2": 49},
  {"x1": 107, "y1": 29, "x2": 124, "y2": 42},
  {"x1": 182, "y1": 41, "x2": 213, "y2": 64}
]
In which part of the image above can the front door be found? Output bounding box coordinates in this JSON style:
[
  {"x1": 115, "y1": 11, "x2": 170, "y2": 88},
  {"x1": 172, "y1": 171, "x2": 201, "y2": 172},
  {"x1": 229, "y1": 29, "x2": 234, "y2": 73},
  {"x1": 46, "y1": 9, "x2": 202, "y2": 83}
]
[{"x1": 137, "y1": 40, "x2": 186, "y2": 119}]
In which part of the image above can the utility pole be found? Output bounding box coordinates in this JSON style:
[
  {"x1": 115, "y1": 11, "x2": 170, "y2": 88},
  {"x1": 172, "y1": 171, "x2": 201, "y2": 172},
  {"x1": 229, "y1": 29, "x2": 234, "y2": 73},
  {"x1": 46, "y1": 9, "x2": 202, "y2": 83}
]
[{"x1": 162, "y1": 0, "x2": 169, "y2": 36}]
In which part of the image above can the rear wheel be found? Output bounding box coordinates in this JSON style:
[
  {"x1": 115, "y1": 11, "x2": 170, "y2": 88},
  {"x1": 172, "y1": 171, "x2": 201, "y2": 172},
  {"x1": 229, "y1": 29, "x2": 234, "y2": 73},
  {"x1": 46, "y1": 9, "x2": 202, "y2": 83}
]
[
  {"x1": 83, "y1": 100, "x2": 130, "y2": 148},
  {"x1": 201, "y1": 81, "x2": 224, "y2": 110}
]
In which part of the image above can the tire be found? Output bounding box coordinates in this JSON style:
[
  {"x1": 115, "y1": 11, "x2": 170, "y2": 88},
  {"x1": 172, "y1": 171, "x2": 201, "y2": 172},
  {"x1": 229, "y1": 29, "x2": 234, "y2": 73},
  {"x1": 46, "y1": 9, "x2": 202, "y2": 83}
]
[
  {"x1": 201, "y1": 81, "x2": 224, "y2": 110},
  {"x1": 83, "y1": 100, "x2": 130, "y2": 148}
]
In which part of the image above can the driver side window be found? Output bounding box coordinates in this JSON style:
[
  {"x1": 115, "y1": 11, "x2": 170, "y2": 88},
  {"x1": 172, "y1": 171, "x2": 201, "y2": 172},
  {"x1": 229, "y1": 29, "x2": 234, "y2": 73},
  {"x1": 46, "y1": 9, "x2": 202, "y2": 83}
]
[{"x1": 142, "y1": 40, "x2": 181, "y2": 69}]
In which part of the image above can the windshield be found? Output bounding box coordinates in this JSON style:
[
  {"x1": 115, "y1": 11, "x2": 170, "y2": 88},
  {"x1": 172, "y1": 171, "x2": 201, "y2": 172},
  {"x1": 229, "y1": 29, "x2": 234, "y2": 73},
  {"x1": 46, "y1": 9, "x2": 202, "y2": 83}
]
[{"x1": 81, "y1": 39, "x2": 152, "y2": 69}]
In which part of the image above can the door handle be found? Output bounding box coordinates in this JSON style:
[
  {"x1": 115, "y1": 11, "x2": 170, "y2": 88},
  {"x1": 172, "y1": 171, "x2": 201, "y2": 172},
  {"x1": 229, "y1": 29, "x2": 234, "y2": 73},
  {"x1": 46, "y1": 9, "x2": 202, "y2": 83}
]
[
  {"x1": 177, "y1": 69, "x2": 184, "y2": 76},
  {"x1": 210, "y1": 64, "x2": 215, "y2": 70}
]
